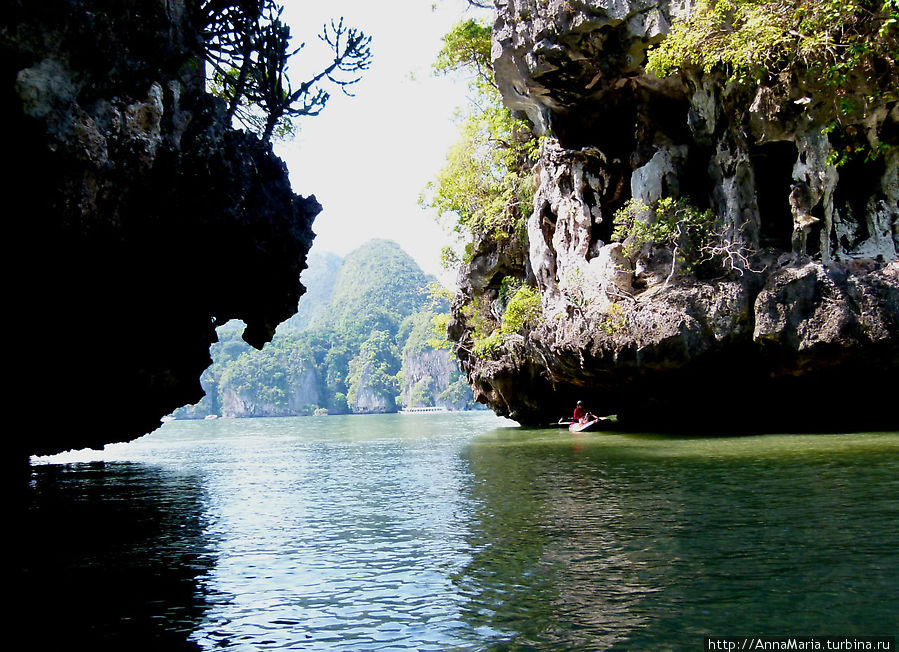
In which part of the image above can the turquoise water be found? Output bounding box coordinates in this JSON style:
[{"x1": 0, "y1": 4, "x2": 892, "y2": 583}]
[{"x1": 24, "y1": 413, "x2": 899, "y2": 650}]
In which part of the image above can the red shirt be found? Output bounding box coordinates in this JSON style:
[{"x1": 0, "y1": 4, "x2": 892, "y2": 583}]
[{"x1": 573, "y1": 406, "x2": 587, "y2": 421}]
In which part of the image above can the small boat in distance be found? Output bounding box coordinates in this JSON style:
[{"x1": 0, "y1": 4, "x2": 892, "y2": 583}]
[{"x1": 398, "y1": 406, "x2": 449, "y2": 415}]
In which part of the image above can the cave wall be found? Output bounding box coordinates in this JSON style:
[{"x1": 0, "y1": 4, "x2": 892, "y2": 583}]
[
  {"x1": 3, "y1": 0, "x2": 320, "y2": 458},
  {"x1": 450, "y1": 0, "x2": 899, "y2": 429},
  {"x1": 492, "y1": 0, "x2": 898, "y2": 271}
]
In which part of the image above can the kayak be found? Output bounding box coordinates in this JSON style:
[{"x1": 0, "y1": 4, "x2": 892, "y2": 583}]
[{"x1": 569, "y1": 418, "x2": 605, "y2": 433}]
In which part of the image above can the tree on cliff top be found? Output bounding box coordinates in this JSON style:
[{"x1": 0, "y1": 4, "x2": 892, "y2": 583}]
[
  {"x1": 421, "y1": 19, "x2": 540, "y2": 265},
  {"x1": 198, "y1": 0, "x2": 372, "y2": 141}
]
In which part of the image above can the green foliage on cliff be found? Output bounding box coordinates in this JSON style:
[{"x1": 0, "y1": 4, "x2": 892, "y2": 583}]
[
  {"x1": 397, "y1": 305, "x2": 479, "y2": 410},
  {"x1": 420, "y1": 282, "x2": 454, "y2": 351},
  {"x1": 422, "y1": 19, "x2": 540, "y2": 254},
  {"x1": 501, "y1": 285, "x2": 543, "y2": 334},
  {"x1": 433, "y1": 19, "x2": 494, "y2": 95},
  {"x1": 403, "y1": 308, "x2": 444, "y2": 357},
  {"x1": 425, "y1": 109, "x2": 540, "y2": 244},
  {"x1": 346, "y1": 330, "x2": 400, "y2": 412},
  {"x1": 277, "y1": 250, "x2": 342, "y2": 332},
  {"x1": 647, "y1": 1, "x2": 898, "y2": 167},
  {"x1": 648, "y1": 0, "x2": 898, "y2": 90},
  {"x1": 613, "y1": 197, "x2": 722, "y2": 277},
  {"x1": 218, "y1": 334, "x2": 318, "y2": 413},
  {"x1": 324, "y1": 240, "x2": 432, "y2": 338},
  {"x1": 470, "y1": 281, "x2": 543, "y2": 357}
]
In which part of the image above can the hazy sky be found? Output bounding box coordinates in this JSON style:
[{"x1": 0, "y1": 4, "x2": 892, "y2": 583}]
[{"x1": 274, "y1": 0, "x2": 490, "y2": 281}]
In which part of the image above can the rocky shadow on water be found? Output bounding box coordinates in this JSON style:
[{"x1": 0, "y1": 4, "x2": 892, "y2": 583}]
[{"x1": 15, "y1": 463, "x2": 218, "y2": 652}]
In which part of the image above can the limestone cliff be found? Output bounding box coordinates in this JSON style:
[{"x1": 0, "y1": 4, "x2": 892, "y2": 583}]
[
  {"x1": 4, "y1": 0, "x2": 319, "y2": 458},
  {"x1": 221, "y1": 365, "x2": 321, "y2": 419},
  {"x1": 400, "y1": 347, "x2": 475, "y2": 411},
  {"x1": 450, "y1": 0, "x2": 899, "y2": 430}
]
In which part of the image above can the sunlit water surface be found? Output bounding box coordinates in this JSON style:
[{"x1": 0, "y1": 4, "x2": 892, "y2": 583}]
[{"x1": 23, "y1": 413, "x2": 899, "y2": 650}]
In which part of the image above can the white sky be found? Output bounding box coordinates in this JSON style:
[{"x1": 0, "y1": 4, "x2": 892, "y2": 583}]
[{"x1": 274, "y1": 0, "x2": 490, "y2": 282}]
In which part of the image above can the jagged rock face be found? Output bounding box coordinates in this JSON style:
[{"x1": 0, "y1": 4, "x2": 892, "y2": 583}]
[
  {"x1": 451, "y1": 0, "x2": 899, "y2": 429},
  {"x1": 4, "y1": 0, "x2": 319, "y2": 457},
  {"x1": 400, "y1": 348, "x2": 466, "y2": 410},
  {"x1": 493, "y1": 0, "x2": 898, "y2": 265}
]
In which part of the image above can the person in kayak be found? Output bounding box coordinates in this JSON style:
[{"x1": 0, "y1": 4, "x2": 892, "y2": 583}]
[{"x1": 572, "y1": 400, "x2": 596, "y2": 423}]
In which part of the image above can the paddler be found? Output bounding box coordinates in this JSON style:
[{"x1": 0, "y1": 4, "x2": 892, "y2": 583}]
[{"x1": 572, "y1": 400, "x2": 596, "y2": 423}]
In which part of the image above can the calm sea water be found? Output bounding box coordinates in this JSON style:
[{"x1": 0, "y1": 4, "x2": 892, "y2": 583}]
[{"x1": 21, "y1": 413, "x2": 899, "y2": 650}]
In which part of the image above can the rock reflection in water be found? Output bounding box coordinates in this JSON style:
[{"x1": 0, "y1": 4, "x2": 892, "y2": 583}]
[
  {"x1": 18, "y1": 462, "x2": 216, "y2": 651},
  {"x1": 456, "y1": 434, "x2": 659, "y2": 649},
  {"x1": 456, "y1": 430, "x2": 899, "y2": 649}
]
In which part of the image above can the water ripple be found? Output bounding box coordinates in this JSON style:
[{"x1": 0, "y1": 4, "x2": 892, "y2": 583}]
[{"x1": 26, "y1": 415, "x2": 899, "y2": 650}]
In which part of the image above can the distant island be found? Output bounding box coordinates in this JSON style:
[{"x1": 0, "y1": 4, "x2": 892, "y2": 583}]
[{"x1": 172, "y1": 239, "x2": 477, "y2": 419}]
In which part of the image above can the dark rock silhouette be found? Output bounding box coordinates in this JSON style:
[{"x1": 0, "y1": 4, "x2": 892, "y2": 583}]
[{"x1": 4, "y1": 0, "x2": 319, "y2": 460}]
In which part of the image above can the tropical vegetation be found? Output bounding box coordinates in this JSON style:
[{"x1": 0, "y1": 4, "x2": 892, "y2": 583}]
[
  {"x1": 647, "y1": 0, "x2": 899, "y2": 163},
  {"x1": 422, "y1": 17, "x2": 547, "y2": 358},
  {"x1": 421, "y1": 18, "x2": 541, "y2": 258},
  {"x1": 647, "y1": 0, "x2": 898, "y2": 89},
  {"x1": 172, "y1": 240, "x2": 476, "y2": 419}
]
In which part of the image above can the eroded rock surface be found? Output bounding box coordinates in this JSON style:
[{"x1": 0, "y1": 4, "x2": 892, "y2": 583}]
[
  {"x1": 451, "y1": 0, "x2": 899, "y2": 430},
  {"x1": 4, "y1": 1, "x2": 319, "y2": 458}
]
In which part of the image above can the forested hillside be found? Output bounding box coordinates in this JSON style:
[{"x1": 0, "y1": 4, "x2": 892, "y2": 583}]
[
  {"x1": 172, "y1": 240, "x2": 476, "y2": 419},
  {"x1": 277, "y1": 250, "x2": 342, "y2": 332}
]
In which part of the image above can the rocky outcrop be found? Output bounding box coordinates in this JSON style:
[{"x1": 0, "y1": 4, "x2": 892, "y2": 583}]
[
  {"x1": 221, "y1": 366, "x2": 321, "y2": 418},
  {"x1": 400, "y1": 348, "x2": 473, "y2": 410},
  {"x1": 4, "y1": 0, "x2": 319, "y2": 458},
  {"x1": 348, "y1": 360, "x2": 396, "y2": 414},
  {"x1": 450, "y1": 0, "x2": 899, "y2": 429}
]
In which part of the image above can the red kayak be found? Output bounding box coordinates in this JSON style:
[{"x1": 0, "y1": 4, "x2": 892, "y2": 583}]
[{"x1": 569, "y1": 418, "x2": 604, "y2": 433}]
